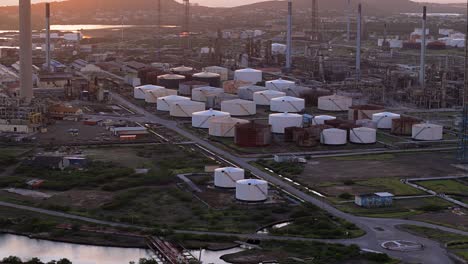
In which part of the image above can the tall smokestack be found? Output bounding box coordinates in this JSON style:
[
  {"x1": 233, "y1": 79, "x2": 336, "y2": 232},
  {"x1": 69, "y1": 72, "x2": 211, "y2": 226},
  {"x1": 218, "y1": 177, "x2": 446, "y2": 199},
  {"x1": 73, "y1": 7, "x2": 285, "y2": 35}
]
[
  {"x1": 286, "y1": 0, "x2": 292, "y2": 71},
  {"x1": 19, "y1": 0, "x2": 33, "y2": 103},
  {"x1": 419, "y1": 6, "x2": 427, "y2": 88},
  {"x1": 45, "y1": 3, "x2": 51, "y2": 72},
  {"x1": 356, "y1": 3, "x2": 361, "y2": 81},
  {"x1": 346, "y1": 0, "x2": 351, "y2": 42}
]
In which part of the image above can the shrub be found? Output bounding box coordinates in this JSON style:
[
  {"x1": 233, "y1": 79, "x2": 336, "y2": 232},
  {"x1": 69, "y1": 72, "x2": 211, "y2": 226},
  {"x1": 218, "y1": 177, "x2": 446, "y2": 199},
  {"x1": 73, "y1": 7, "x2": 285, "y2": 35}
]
[{"x1": 338, "y1": 193, "x2": 353, "y2": 200}]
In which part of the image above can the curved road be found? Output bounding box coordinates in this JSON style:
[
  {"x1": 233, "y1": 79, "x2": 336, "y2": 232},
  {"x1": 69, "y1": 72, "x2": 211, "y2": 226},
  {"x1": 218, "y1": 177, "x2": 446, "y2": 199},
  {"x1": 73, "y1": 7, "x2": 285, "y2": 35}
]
[{"x1": 83, "y1": 92, "x2": 467, "y2": 264}]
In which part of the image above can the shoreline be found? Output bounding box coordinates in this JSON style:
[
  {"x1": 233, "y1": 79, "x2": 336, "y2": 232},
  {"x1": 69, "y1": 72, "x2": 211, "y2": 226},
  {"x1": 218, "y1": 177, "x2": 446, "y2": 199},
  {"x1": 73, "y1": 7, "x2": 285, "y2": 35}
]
[{"x1": 0, "y1": 229, "x2": 149, "y2": 250}]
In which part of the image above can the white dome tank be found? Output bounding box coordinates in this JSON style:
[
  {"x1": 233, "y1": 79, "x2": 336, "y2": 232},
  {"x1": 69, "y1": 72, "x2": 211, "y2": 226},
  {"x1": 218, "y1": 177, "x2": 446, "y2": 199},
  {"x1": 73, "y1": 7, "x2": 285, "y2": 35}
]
[
  {"x1": 313, "y1": 115, "x2": 336, "y2": 125},
  {"x1": 266, "y1": 78, "x2": 295, "y2": 91},
  {"x1": 169, "y1": 100, "x2": 206, "y2": 117},
  {"x1": 372, "y1": 112, "x2": 401, "y2": 129},
  {"x1": 234, "y1": 68, "x2": 262, "y2": 84},
  {"x1": 134, "y1": 85, "x2": 164, "y2": 100},
  {"x1": 321, "y1": 128, "x2": 347, "y2": 145},
  {"x1": 145, "y1": 88, "x2": 177, "y2": 104},
  {"x1": 236, "y1": 179, "x2": 268, "y2": 202},
  {"x1": 269, "y1": 113, "x2": 303, "y2": 134},
  {"x1": 270, "y1": 96, "x2": 305, "y2": 113},
  {"x1": 253, "y1": 90, "x2": 286, "y2": 106},
  {"x1": 412, "y1": 123, "x2": 443, "y2": 141},
  {"x1": 157, "y1": 95, "x2": 190, "y2": 112},
  {"x1": 192, "y1": 86, "x2": 224, "y2": 102},
  {"x1": 238, "y1": 85, "x2": 268, "y2": 100},
  {"x1": 208, "y1": 116, "x2": 249, "y2": 137},
  {"x1": 203, "y1": 66, "x2": 229, "y2": 81},
  {"x1": 350, "y1": 127, "x2": 377, "y2": 144},
  {"x1": 192, "y1": 109, "x2": 230, "y2": 128},
  {"x1": 221, "y1": 99, "x2": 256, "y2": 116},
  {"x1": 214, "y1": 167, "x2": 245, "y2": 188},
  {"x1": 318, "y1": 95, "x2": 353, "y2": 111}
]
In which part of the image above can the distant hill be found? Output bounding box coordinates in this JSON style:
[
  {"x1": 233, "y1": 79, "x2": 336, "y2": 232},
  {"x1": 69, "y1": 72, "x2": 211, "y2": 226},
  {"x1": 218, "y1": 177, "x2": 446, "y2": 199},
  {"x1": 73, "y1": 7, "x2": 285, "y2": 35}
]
[{"x1": 229, "y1": 0, "x2": 463, "y2": 14}]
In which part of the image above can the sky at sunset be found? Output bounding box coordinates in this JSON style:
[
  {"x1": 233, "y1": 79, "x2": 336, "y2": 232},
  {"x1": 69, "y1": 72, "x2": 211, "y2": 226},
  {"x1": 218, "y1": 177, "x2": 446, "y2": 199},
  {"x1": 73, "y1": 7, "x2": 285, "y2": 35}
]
[{"x1": 0, "y1": 0, "x2": 466, "y2": 7}]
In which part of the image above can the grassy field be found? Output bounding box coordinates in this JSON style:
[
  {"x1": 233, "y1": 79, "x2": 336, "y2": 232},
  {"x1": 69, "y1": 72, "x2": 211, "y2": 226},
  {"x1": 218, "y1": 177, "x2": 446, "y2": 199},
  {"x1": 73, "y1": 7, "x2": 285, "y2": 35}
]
[
  {"x1": 399, "y1": 225, "x2": 468, "y2": 261},
  {"x1": 417, "y1": 180, "x2": 468, "y2": 195},
  {"x1": 0, "y1": 145, "x2": 363, "y2": 239},
  {"x1": 222, "y1": 240, "x2": 396, "y2": 264}
]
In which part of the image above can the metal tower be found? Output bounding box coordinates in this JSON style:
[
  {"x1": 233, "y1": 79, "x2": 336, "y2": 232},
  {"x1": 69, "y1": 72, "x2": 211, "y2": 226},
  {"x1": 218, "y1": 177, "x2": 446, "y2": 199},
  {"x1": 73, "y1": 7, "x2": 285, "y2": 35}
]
[
  {"x1": 311, "y1": 0, "x2": 319, "y2": 41},
  {"x1": 156, "y1": 0, "x2": 161, "y2": 60},
  {"x1": 457, "y1": 0, "x2": 468, "y2": 162},
  {"x1": 183, "y1": 0, "x2": 191, "y2": 51}
]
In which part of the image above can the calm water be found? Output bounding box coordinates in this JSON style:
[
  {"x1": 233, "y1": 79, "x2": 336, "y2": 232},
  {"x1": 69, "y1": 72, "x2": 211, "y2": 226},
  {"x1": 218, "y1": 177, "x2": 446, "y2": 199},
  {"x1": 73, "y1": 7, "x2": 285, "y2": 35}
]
[
  {"x1": 0, "y1": 234, "x2": 152, "y2": 264},
  {"x1": 0, "y1": 234, "x2": 241, "y2": 264}
]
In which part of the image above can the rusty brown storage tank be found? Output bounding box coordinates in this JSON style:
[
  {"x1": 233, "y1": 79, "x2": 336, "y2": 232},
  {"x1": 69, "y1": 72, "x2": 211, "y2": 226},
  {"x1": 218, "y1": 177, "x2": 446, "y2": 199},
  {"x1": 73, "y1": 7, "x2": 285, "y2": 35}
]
[
  {"x1": 192, "y1": 71, "x2": 221, "y2": 87},
  {"x1": 324, "y1": 119, "x2": 350, "y2": 128},
  {"x1": 391, "y1": 116, "x2": 421, "y2": 136},
  {"x1": 235, "y1": 121, "x2": 272, "y2": 147},
  {"x1": 338, "y1": 122, "x2": 361, "y2": 140},
  {"x1": 157, "y1": 74, "x2": 186, "y2": 89},
  {"x1": 296, "y1": 130, "x2": 319, "y2": 147},
  {"x1": 223, "y1": 80, "x2": 252, "y2": 94},
  {"x1": 171, "y1": 65, "x2": 195, "y2": 81},
  {"x1": 284, "y1": 127, "x2": 305, "y2": 142},
  {"x1": 146, "y1": 70, "x2": 165, "y2": 85},
  {"x1": 348, "y1": 104, "x2": 385, "y2": 121},
  {"x1": 307, "y1": 125, "x2": 333, "y2": 138},
  {"x1": 179, "y1": 81, "x2": 208, "y2": 96},
  {"x1": 299, "y1": 89, "x2": 333, "y2": 107}
]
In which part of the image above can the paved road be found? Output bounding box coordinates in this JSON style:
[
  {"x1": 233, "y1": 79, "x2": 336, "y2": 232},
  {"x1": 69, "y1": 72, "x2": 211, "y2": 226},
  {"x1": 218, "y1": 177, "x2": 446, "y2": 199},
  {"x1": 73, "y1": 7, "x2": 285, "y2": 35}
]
[{"x1": 84, "y1": 92, "x2": 467, "y2": 264}]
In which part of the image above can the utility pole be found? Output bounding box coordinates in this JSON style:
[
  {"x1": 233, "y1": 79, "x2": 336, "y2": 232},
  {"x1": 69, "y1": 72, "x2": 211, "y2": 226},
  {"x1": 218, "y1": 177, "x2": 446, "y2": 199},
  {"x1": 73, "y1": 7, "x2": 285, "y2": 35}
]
[
  {"x1": 346, "y1": 0, "x2": 351, "y2": 42},
  {"x1": 419, "y1": 6, "x2": 427, "y2": 88},
  {"x1": 45, "y1": 3, "x2": 51, "y2": 72},
  {"x1": 286, "y1": 0, "x2": 292, "y2": 72},
  {"x1": 356, "y1": 3, "x2": 362, "y2": 82}
]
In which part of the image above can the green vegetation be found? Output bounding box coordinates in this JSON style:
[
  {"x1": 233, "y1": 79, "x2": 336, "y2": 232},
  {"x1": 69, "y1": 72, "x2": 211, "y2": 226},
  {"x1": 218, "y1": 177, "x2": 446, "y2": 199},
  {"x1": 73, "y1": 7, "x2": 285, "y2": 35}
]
[
  {"x1": 222, "y1": 240, "x2": 394, "y2": 264},
  {"x1": 417, "y1": 180, "x2": 468, "y2": 195},
  {"x1": 256, "y1": 159, "x2": 305, "y2": 177},
  {"x1": 356, "y1": 178, "x2": 425, "y2": 196},
  {"x1": 331, "y1": 154, "x2": 396, "y2": 161},
  {"x1": 1, "y1": 256, "x2": 72, "y2": 264},
  {"x1": 399, "y1": 225, "x2": 468, "y2": 261}
]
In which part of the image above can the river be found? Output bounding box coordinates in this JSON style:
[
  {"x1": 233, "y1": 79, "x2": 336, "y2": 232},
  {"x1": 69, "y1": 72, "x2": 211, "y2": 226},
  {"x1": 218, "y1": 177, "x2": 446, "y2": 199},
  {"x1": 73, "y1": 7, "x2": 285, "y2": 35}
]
[{"x1": 0, "y1": 234, "x2": 241, "y2": 264}]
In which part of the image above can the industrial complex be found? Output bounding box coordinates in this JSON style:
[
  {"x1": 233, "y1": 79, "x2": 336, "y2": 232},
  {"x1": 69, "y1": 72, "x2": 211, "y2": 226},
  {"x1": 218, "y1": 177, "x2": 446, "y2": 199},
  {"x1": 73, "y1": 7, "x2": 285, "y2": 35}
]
[{"x1": 0, "y1": 0, "x2": 467, "y2": 263}]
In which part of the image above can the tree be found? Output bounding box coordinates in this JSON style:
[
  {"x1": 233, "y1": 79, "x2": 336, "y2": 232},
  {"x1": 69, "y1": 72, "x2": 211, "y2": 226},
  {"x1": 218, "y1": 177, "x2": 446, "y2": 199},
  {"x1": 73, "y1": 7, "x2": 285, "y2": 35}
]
[
  {"x1": 56, "y1": 259, "x2": 72, "y2": 264},
  {"x1": 2, "y1": 256, "x2": 23, "y2": 264},
  {"x1": 25, "y1": 258, "x2": 44, "y2": 264}
]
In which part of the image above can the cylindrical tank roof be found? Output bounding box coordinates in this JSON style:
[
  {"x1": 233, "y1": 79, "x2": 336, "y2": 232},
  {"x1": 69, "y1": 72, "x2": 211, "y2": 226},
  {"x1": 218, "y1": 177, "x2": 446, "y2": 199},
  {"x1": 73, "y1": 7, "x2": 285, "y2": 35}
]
[
  {"x1": 158, "y1": 74, "x2": 186, "y2": 80},
  {"x1": 171, "y1": 65, "x2": 194, "y2": 73},
  {"x1": 193, "y1": 71, "x2": 221, "y2": 78}
]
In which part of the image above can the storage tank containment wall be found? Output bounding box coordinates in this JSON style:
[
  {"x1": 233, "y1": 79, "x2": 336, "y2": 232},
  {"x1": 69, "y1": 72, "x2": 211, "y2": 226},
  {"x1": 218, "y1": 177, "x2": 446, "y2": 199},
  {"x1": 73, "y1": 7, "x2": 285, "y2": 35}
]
[
  {"x1": 234, "y1": 68, "x2": 262, "y2": 84},
  {"x1": 221, "y1": 99, "x2": 256, "y2": 116},
  {"x1": 169, "y1": 100, "x2": 206, "y2": 117},
  {"x1": 412, "y1": 123, "x2": 443, "y2": 141},
  {"x1": 313, "y1": 115, "x2": 336, "y2": 125},
  {"x1": 318, "y1": 95, "x2": 353, "y2": 111},
  {"x1": 372, "y1": 112, "x2": 401, "y2": 129},
  {"x1": 253, "y1": 90, "x2": 286, "y2": 106},
  {"x1": 350, "y1": 127, "x2": 377, "y2": 144},
  {"x1": 236, "y1": 179, "x2": 269, "y2": 202},
  {"x1": 192, "y1": 109, "x2": 230, "y2": 128},
  {"x1": 157, "y1": 95, "x2": 191, "y2": 111},
  {"x1": 321, "y1": 128, "x2": 347, "y2": 145},
  {"x1": 269, "y1": 113, "x2": 303, "y2": 134},
  {"x1": 214, "y1": 167, "x2": 245, "y2": 188},
  {"x1": 270, "y1": 96, "x2": 305, "y2": 113}
]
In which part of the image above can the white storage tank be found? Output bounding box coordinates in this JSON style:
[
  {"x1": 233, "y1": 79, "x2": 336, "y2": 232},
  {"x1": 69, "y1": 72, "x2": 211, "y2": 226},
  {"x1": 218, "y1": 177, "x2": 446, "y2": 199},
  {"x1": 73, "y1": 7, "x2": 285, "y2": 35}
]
[
  {"x1": 372, "y1": 112, "x2": 401, "y2": 129},
  {"x1": 238, "y1": 85, "x2": 268, "y2": 100},
  {"x1": 134, "y1": 85, "x2": 164, "y2": 100},
  {"x1": 350, "y1": 127, "x2": 377, "y2": 144},
  {"x1": 270, "y1": 96, "x2": 305, "y2": 113},
  {"x1": 145, "y1": 88, "x2": 177, "y2": 104},
  {"x1": 192, "y1": 71, "x2": 221, "y2": 87},
  {"x1": 192, "y1": 86, "x2": 224, "y2": 102},
  {"x1": 253, "y1": 90, "x2": 286, "y2": 106},
  {"x1": 266, "y1": 78, "x2": 295, "y2": 91},
  {"x1": 157, "y1": 95, "x2": 191, "y2": 112},
  {"x1": 208, "y1": 116, "x2": 249, "y2": 137},
  {"x1": 221, "y1": 99, "x2": 256, "y2": 116},
  {"x1": 412, "y1": 123, "x2": 443, "y2": 141},
  {"x1": 318, "y1": 95, "x2": 353, "y2": 111},
  {"x1": 321, "y1": 128, "x2": 348, "y2": 145},
  {"x1": 269, "y1": 113, "x2": 303, "y2": 134},
  {"x1": 236, "y1": 179, "x2": 268, "y2": 202},
  {"x1": 170, "y1": 100, "x2": 206, "y2": 117},
  {"x1": 203, "y1": 66, "x2": 229, "y2": 81},
  {"x1": 192, "y1": 109, "x2": 230, "y2": 129},
  {"x1": 313, "y1": 115, "x2": 336, "y2": 125},
  {"x1": 170, "y1": 65, "x2": 193, "y2": 75},
  {"x1": 214, "y1": 167, "x2": 245, "y2": 188},
  {"x1": 234, "y1": 68, "x2": 262, "y2": 84}
]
